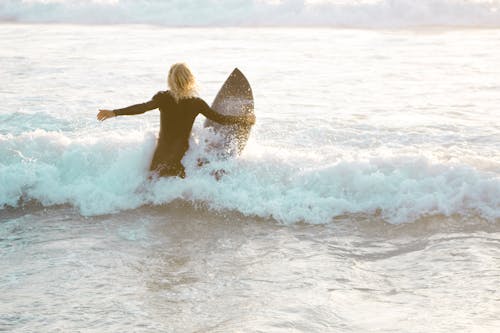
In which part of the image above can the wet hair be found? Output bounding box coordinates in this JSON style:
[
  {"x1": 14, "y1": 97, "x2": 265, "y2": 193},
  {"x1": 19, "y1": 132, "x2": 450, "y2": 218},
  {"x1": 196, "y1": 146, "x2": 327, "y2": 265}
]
[{"x1": 167, "y1": 63, "x2": 197, "y2": 101}]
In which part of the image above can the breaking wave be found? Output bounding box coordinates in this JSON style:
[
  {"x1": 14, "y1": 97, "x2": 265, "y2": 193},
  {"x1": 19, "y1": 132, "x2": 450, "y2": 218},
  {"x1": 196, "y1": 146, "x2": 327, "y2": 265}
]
[
  {"x1": 1, "y1": 127, "x2": 498, "y2": 224},
  {"x1": 1, "y1": 0, "x2": 500, "y2": 28}
]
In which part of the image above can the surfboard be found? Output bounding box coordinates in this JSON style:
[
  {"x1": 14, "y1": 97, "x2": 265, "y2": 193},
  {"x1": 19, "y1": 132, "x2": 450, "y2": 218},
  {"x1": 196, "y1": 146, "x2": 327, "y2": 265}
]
[{"x1": 204, "y1": 68, "x2": 254, "y2": 158}]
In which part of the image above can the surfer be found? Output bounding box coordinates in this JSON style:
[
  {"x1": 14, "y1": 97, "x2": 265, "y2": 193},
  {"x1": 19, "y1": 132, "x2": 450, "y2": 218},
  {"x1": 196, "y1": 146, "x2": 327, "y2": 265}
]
[{"x1": 97, "y1": 63, "x2": 255, "y2": 178}]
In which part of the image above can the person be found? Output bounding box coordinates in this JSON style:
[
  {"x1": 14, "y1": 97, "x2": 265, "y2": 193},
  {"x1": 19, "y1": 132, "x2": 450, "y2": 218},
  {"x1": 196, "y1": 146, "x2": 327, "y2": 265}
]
[{"x1": 97, "y1": 63, "x2": 255, "y2": 178}]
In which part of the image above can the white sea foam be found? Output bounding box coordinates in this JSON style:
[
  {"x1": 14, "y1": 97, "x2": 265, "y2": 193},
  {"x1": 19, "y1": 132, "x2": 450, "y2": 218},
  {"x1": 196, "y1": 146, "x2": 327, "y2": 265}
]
[
  {"x1": 1, "y1": 128, "x2": 498, "y2": 224},
  {"x1": 1, "y1": 0, "x2": 500, "y2": 27}
]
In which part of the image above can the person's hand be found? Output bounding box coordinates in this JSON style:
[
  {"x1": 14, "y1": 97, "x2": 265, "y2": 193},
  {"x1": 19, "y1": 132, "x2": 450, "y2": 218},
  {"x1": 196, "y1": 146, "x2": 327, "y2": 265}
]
[{"x1": 97, "y1": 109, "x2": 116, "y2": 121}]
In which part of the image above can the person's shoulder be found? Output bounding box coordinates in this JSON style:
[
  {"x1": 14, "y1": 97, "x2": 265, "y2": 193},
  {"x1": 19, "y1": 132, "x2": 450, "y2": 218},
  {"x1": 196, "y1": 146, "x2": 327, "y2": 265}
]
[
  {"x1": 152, "y1": 90, "x2": 174, "y2": 102},
  {"x1": 177, "y1": 95, "x2": 204, "y2": 106},
  {"x1": 190, "y1": 96, "x2": 208, "y2": 106}
]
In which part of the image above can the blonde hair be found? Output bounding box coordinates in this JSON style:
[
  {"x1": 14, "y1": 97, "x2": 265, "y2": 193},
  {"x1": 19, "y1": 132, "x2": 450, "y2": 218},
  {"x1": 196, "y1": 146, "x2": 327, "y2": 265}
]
[{"x1": 167, "y1": 63, "x2": 197, "y2": 101}]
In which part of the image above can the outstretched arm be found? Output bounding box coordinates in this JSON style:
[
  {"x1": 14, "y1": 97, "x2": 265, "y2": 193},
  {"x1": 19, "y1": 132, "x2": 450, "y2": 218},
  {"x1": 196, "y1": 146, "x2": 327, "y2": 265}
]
[
  {"x1": 199, "y1": 99, "x2": 255, "y2": 125},
  {"x1": 97, "y1": 99, "x2": 159, "y2": 121}
]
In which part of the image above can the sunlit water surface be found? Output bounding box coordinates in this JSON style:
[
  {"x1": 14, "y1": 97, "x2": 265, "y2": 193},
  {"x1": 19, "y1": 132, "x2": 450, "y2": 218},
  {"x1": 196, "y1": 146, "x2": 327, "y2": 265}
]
[{"x1": 1, "y1": 25, "x2": 499, "y2": 332}]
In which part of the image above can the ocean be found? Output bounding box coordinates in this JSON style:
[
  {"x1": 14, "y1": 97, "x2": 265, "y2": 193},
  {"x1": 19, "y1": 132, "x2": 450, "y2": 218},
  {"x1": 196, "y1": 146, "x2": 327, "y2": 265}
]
[{"x1": 1, "y1": 1, "x2": 499, "y2": 332}]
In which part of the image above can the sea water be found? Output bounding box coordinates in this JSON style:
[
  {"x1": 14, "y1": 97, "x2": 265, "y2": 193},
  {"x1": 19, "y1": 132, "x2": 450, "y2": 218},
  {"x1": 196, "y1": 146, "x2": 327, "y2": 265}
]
[{"x1": 1, "y1": 1, "x2": 500, "y2": 332}]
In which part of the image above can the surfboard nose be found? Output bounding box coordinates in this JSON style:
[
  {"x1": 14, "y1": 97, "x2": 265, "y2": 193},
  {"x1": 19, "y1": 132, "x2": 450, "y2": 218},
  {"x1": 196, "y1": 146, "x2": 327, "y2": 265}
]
[
  {"x1": 225, "y1": 68, "x2": 252, "y2": 97},
  {"x1": 231, "y1": 67, "x2": 243, "y2": 76}
]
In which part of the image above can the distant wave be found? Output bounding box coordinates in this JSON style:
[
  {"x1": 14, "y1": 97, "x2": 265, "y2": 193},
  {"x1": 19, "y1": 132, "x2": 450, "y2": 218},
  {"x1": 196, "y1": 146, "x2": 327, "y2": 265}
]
[
  {"x1": 1, "y1": 128, "x2": 499, "y2": 224},
  {"x1": 1, "y1": 0, "x2": 500, "y2": 27}
]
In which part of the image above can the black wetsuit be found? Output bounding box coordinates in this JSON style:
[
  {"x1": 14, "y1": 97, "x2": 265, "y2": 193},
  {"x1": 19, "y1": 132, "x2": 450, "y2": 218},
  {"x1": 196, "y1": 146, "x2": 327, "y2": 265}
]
[{"x1": 113, "y1": 91, "x2": 247, "y2": 178}]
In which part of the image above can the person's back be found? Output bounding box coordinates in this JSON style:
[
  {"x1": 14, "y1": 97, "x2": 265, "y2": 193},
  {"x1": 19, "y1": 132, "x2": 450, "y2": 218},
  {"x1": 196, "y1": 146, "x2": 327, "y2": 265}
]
[{"x1": 155, "y1": 91, "x2": 202, "y2": 143}]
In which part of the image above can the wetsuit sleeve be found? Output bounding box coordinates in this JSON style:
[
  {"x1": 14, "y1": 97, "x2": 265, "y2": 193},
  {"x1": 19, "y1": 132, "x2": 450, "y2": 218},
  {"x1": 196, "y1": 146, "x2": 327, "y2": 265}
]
[
  {"x1": 113, "y1": 93, "x2": 161, "y2": 116},
  {"x1": 198, "y1": 99, "x2": 253, "y2": 125}
]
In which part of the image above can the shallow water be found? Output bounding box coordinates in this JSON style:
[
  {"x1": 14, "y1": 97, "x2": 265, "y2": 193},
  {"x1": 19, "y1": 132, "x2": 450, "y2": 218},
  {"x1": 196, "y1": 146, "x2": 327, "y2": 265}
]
[
  {"x1": 1, "y1": 24, "x2": 499, "y2": 332},
  {"x1": 1, "y1": 206, "x2": 499, "y2": 332}
]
